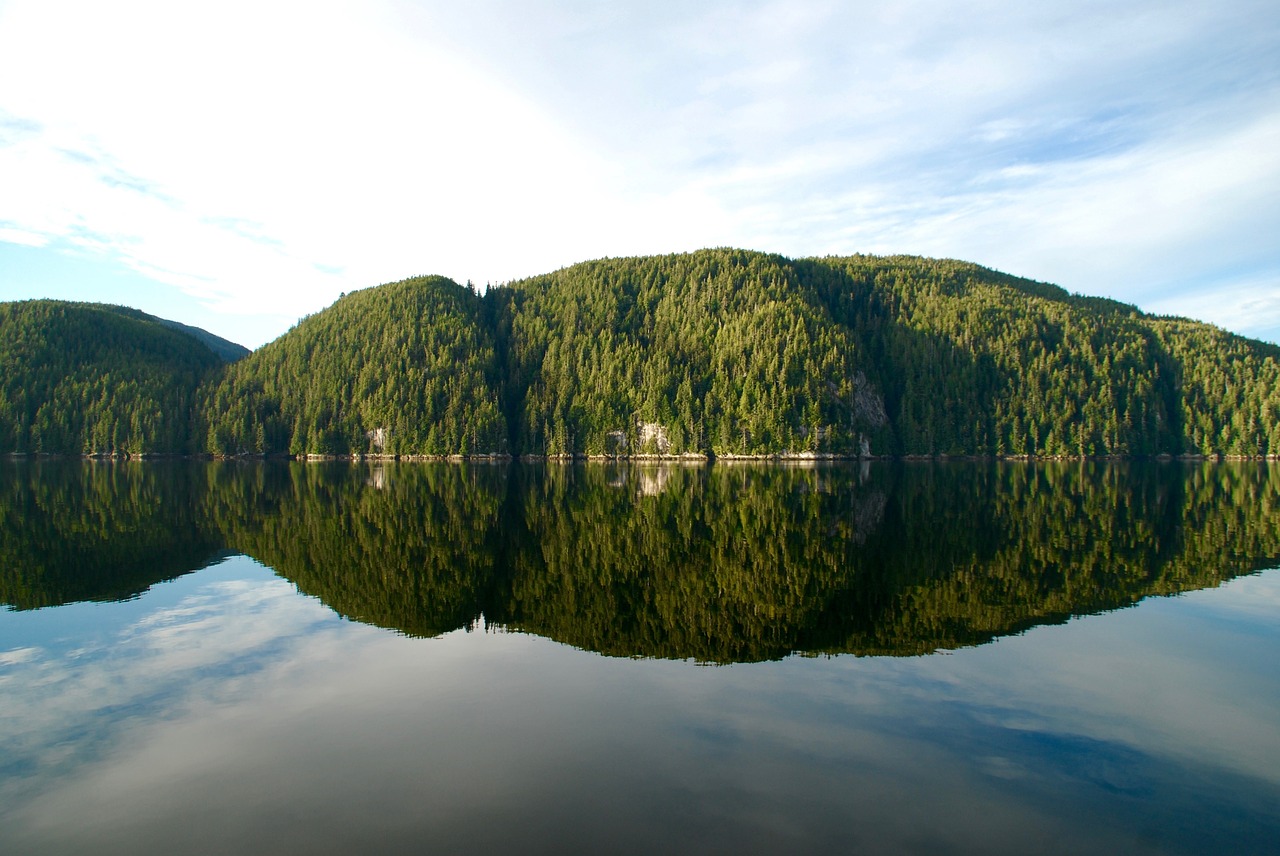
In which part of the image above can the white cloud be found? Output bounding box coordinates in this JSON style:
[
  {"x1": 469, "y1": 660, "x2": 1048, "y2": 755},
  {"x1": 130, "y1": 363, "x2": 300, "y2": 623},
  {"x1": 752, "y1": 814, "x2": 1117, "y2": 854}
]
[
  {"x1": 0, "y1": 566, "x2": 343, "y2": 805},
  {"x1": 1148, "y1": 275, "x2": 1280, "y2": 341},
  {"x1": 0, "y1": 0, "x2": 736, "y2": 323},
  {"x1": 0, "y1": 0, "x2": 1277, "y2": 345},
  {"x1": 0, "y1": 645, "x2": 41, "y2": 666},
  {"x1": 0, "y1": 226, "x2": 46, "y2": 246}
]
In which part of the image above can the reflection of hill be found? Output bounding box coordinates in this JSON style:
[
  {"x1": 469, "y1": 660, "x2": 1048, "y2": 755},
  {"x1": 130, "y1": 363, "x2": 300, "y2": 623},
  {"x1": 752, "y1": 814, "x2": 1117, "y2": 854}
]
[
  {"x1": 204, "y1": 463, "x2": 504, "y2": 638},
  {"x1": 490, "y1": 464, "x2": 891, "y2": 661},
  {"x1": 206, "y1": 461, "x2": 1280, "y2": 662},
  {"x1": 816, "y1": 463, "x2": 1280, "y2": 656},
  {"x1": 0, "y1": 461, "x2": 225, "y2": 609},
  {"x1": 4, "y1": 461, "x2": 1277, "y2": 660},
  {"x1": 492, "y1": 463, "x2": 1280, "y2": 660}
]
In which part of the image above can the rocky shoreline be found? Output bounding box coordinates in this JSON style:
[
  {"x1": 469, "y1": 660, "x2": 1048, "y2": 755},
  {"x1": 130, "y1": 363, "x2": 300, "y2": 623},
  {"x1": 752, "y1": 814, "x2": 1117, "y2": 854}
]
[{"x1": 6, "y1": 451, "x2": 1280, "y2": 463}]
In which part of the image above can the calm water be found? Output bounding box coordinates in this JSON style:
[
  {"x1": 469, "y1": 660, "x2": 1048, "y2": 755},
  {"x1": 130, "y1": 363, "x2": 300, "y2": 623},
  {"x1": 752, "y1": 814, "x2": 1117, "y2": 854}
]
[{"x1": 1, "y1": 460, "x2": 1278, "y2": 854}]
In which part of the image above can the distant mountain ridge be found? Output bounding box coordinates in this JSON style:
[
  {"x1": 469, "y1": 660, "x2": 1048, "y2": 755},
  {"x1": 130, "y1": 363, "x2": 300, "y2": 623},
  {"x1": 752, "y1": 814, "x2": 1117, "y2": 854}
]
[
  {"x1": 77, "y1": 303, "x2": 251, "y2": 362},
  {"x1": 148, "y1": 315, "x2": 250, "y2": 363},
  {"x1": 3, "y1": 250, "x2": 1279, "y2": 457}
]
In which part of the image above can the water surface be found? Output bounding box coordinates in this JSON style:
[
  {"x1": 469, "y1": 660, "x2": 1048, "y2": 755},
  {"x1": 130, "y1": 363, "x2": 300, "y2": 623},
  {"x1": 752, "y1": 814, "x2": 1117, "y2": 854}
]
[{"x1": 1, "y1": 460, "x2": 1277, "y2": 854}]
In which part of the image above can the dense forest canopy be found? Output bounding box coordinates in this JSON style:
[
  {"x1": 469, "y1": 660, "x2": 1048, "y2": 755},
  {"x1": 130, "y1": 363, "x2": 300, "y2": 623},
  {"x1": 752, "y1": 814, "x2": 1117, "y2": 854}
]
[
  {"x1": 3, "y1": 251, "x2": 1279, "y2": 457},
  {"x1": 196, "y1": 276, "x2": 506, "y2": 457},
  {"x1": 0, "y1": 300, "x2": 241, "y2": 455}
]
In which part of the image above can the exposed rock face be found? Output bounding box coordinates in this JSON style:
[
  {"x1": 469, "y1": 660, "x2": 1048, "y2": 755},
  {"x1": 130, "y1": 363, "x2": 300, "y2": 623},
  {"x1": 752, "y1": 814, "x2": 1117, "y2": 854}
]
[
  {"x1": 797, "y1": 425, "x2": 832, "y2": 441},
  {"x1": 366, "y1": 427, "x2": 389, "y2": 452},
  {"x1": 852, "y1": 372, "x2": 888, "y2": 428},
  {"x1": 636, "y1": 422, "x2": 671, "y2": 455}
]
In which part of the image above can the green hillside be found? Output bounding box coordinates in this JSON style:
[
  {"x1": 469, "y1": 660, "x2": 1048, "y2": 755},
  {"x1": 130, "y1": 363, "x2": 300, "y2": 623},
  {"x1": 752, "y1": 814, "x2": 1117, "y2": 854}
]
[
  {"x1": 816, "y1": 255, "x2": 1280, "y2": 457},
  {"x1": 497, "y1": 250, "x2": 890, "y2": 456},
  {"x1": 0, "y1": 300, "x2": 230, "y2": 454},
  {"x1": 495, "y1": 250, "x2": 1280, "y2": 457},
  {"x1": 197, "y1": 276, "x2": 506, "y2": 456},
  {"x1": 6, "y1": 251, "x2": 1279, "y2": 458}
]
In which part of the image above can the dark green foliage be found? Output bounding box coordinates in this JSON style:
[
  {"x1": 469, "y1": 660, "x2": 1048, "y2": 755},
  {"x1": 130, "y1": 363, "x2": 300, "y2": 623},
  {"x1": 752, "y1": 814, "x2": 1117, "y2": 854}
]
[
  {"x1": 814, "y1": 255, "x2": 1180, "y2": 456},
  {"x1": 197, "y1": 277, "x2": 506, "y2": 456},
  {"x1": 500, "y1": 250, "x2": 884, "y2": 456},
  {"x1": 494, "y1": 250, "x2": 1279, "y2": 457},
  {"x1": 7, "y1": 251, "x2": 1279, "y2": 457},
  {"x1": 0, "y1": 300, "x2": 225, "y2": 454},
  {"x1": 1149, "y1": 318, "x2": 1280, "y2": 457}
]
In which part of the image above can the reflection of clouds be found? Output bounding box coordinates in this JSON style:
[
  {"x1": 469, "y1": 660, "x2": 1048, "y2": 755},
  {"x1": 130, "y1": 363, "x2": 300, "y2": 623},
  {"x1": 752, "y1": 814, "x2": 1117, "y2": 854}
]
[
  {"x1": 892, "y1": 570, "x2": 1280, "y2": 786},
  {"x1": 0, "y1": 560, "x2": 345, "y2": 808},
  {"x1": 1192, "y1": 569, "x2": 1280, "y2": 620},
  {"x1": 976, "y1": 755, "x2": 1030, "y2": 781},
  {"x1": 124, "y1": 579, "x2": 321, "y2": 671},
  {"x1": 2, "y1": 559, "x2": 1277, "y2": 853},
  {"x1": 0, "y1": 646, "x2": 40, "y2": 666}
]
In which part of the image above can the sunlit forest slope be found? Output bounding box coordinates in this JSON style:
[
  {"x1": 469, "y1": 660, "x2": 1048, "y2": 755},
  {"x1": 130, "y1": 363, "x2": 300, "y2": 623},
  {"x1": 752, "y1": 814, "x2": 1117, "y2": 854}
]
[
  {"x1": 5, "y1": 251, "x2": 1279, "y2": 457},
  {"x1": 0, "y1": 300, "x2": 240, "y2": 454}
]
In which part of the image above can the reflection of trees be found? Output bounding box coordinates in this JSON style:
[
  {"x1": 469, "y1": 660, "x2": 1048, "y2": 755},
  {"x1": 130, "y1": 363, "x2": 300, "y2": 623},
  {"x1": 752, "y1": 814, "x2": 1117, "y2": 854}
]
[
  {"x1": 490, "y1": 464, "x2": 891, "y2": 662},
  {"x1": 3, "y1": 461, "x2": 1278, "y2": 661},
  {"x1": 203, "y1": 462, "x2": 504, "y2": 638},
  {"x1": 0, "y1": 461, "x2": 224, "y2": 609},
  {"x1": 486, "y1": 463, "x2": 1280, "y2": 660},
  {"x1": 823, "y1": 463, "x2": 1280, "y2": 656}
]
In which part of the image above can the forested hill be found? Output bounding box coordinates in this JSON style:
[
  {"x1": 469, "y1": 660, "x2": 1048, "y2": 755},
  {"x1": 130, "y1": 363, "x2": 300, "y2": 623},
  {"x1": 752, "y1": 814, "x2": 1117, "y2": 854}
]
[
  {"x1": 0, "y1": 300, "x2": 237, "y2": 454},
  {"x1": 6, "y1": 250, "x2": 1280, "y2": 457},
  {"x1": 495, "y1": 250, "x2": 1280, "y2": 457},
  {"x1": 197, "y1": 276, "x2": 507, "y2": 456}
]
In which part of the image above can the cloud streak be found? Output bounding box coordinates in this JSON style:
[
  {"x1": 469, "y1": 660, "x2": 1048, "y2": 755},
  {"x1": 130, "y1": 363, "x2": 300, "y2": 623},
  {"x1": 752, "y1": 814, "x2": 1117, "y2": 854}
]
[{"x1": 0, "y1": 0, "x2": 1276, "y2": 346}]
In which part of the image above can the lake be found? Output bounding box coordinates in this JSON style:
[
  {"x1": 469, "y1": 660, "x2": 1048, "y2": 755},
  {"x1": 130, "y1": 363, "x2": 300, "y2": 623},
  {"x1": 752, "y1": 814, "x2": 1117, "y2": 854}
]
[{"x1": 1, "y1": 459, "x2": 1278, "y2": 854}]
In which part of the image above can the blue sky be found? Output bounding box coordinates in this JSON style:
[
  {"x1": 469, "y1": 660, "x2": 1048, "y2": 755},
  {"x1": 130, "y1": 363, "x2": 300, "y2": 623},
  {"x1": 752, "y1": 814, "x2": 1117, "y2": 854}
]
[{"x1": 1, "y1": 0, "x2": 1277, "y2": 349}]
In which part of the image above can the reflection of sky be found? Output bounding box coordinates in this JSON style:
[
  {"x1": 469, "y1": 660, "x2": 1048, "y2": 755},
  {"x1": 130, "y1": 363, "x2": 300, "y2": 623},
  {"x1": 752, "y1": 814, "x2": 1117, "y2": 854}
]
[
  {"x1": 0, "y1": 559, "x2": 343, "y2": 804},
  {"x1": 1, "y1": 559, "x2": 1277, "y2": 855}
]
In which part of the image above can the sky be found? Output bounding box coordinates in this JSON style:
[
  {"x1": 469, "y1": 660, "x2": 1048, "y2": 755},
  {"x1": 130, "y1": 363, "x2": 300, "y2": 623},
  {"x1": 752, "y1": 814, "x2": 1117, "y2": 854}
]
[{"x1": 1, "y1": 0, "x2": 1277, "y2": 350}]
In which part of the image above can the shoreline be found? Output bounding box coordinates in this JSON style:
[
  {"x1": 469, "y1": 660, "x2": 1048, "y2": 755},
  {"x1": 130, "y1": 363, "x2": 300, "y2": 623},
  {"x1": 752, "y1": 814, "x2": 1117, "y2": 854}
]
[{"x1": 5, "y1": 451, "x2": 1279, "y2": 463}]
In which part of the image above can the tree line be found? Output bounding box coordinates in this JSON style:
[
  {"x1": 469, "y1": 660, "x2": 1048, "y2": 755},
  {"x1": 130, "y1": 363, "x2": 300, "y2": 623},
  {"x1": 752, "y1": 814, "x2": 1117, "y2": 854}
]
[{"x1": 2, "y1": 250, "x2": 1278, "y2": 457}]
